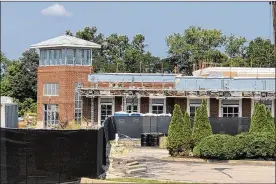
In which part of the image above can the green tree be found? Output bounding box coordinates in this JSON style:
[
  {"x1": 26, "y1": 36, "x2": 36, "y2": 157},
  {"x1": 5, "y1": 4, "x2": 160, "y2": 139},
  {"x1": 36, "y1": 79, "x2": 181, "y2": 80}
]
[
  {"x1": 266, "y1": 108, "x2": 275, "y2": 134},
  {"x1": 14, "y1": 98, "x2": 37, "y2": 117},
  {"x1": 167, "y1": 104, "x2": 189, "y2": 156},
  {"x1": 247, "y1": 37, "x2": 275, "y2": 67},
  {"x1": 166, "y1": 26, "x2": 227, "y2": 74},
  {"x1": 249, "y1": 103, "x2": 269, "y2": 133},
  {"x1": 192, "y1": 99, "x2": 213, "y2": 147},
  {"x1": 225, "y1": 35, "x2": 247, "y2": 58},
  {"x1": 8, "y1": 49, "x2": 39, "y2": 101}
]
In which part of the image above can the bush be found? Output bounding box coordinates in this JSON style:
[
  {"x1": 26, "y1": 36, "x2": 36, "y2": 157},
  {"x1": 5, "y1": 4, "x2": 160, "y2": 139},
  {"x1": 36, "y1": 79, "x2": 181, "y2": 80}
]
[
  {"x1": 167, "y1": 104, "x2": 192, "y2": 156},
  {"x1": 236, "y1": 132, "x2": 275, "y2": 159},
  {"x1": 193, "y1": 134, "x2": 238, "y2": 160},
  {"x1": 250, "y1": 103, "x2": 269, "y2": 133},
  {"x1": 193, "y1": 132, "x2": 276, "y2": 160},
  {"x1": 192, "y1": 99, "x2": 213, "y2": 147},
  {"x1": 265, "y1": 108, "x2": 275, "y2": 134}
]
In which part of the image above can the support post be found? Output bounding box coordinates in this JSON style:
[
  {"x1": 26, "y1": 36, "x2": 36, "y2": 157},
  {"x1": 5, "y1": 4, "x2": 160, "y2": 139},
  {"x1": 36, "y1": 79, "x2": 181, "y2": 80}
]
[{"x1": 91, "y1": 97, "x2": 94, "y2": 125}]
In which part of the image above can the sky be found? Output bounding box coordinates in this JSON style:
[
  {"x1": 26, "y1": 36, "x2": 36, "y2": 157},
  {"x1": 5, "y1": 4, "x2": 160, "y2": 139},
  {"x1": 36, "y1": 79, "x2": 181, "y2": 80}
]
[{"x1": 1, "y1": 2, "x2": 274, "y2": 60}]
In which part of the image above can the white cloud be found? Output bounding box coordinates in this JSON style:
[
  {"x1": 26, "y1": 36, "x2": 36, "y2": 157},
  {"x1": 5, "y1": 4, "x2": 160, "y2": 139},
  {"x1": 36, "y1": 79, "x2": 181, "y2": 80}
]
[{"x1": 41, "y1": 3, "x2": 72, "y2": 17}]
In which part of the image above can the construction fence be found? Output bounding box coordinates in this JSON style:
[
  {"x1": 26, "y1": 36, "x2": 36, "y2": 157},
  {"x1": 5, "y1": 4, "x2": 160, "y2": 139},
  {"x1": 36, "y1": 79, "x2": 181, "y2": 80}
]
[
  {"x1": 114, "y1": 116, "x2": 276, "y2": 138},
  {"x1": 0, "y1": 128, "x2": 107, "y2": 184}
]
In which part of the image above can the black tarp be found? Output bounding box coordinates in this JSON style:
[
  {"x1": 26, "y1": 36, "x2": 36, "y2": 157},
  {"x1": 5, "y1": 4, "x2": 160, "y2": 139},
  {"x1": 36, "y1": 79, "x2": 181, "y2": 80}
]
[
  {"x1": 114, "y1": 116, "x2": 276, "y2": 138},
  {"x1": 0, "y1": 128, "x2": 106, "y2": 184}
]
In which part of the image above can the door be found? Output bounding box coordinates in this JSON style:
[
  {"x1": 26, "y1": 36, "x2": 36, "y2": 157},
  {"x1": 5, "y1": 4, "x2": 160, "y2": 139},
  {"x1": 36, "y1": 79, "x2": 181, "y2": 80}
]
[{"x1": 100, "y1": 103, "x2": 113, "y2": 124}]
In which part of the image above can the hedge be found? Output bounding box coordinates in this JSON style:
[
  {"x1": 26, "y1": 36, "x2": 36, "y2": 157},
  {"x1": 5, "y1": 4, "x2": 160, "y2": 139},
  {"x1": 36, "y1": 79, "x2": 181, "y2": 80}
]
[{"x1": 193, "y1": 132, "x2": 275, "y2": 160}]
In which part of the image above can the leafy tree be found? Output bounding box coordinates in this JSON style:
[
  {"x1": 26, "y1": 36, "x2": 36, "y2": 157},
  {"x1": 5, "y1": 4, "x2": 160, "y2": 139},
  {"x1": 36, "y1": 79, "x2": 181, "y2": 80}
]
[
  {"x1": 0, "y1": 52, "x2": 11, "y2": 78},
  {"x1": 166, "y1": 26, "x2": 226, "y2": 74},
  {"x1": 246, "y1": 37, "x2": 275, "y2": 67},
  {"x1": 14, "y1": 98, "x2": 37, "y2": 117},
  {"x1": 224, "y1": 35, "x2": 247, "y2": 58},
  {"x1": 167, "y1": 104, "x2": 191, "y2": 156},
  {"x1": 192, "y1": 99, "x2": 213, "y2": 147}
]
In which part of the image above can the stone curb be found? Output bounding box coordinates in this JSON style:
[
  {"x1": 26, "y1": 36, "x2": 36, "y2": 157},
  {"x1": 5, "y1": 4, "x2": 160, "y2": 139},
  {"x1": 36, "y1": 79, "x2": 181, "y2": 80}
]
[{"x1": 161, "y1": 157, "x2": 275, "y2": 166}]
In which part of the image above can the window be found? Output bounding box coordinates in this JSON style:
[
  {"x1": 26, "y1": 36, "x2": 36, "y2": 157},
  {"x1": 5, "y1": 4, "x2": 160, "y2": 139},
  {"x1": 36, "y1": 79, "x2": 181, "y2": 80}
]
[
  {"x1": 126, "y1": 98, "x2": 138, "y2": 113},
  {"x1": 50, "y1": 50, "x2": 55, "y2": 65},
  {"x1": 189, "y1": 99, "x2": 202, "y2": 117},
  {"x1": 151, "y1": 98, "x2": 165, "y2": 114},
  {"x1": 84, "y1": 50, "x2": 91, "y2": 65},
  {"x1": 43, "y1": 83, "x2": 59, "y2": 96},
  {"x1": 74, "y1": 50, "x2": 82, "y2": 65},
  {"x1": 43, "y1": 104, "x2": 59, "y2": 128},
  {"x1": 190, "y1": 104, "x2": 201, "y2": 117},
  {"x1": 75, "y1": 83, "x2": 83, "y2": 122},
  {"x1": 67, "y1": 49, "x2": 74, "y2": 64},
  {"x1": 100, "y1": 98, "x2": 113, "y2": 124},
  {"x1": 222, "y1": 105, "x2": 239, "y2": 117},
  {"x1": 44, "y1": 50, "x2": 49, "y2": 65},
  {"x1": 221, "y1": 100, "x2": 239, "y2": 117},
  {"x1": 39, "y1": 50, "x2": 44, "y2": 65}
]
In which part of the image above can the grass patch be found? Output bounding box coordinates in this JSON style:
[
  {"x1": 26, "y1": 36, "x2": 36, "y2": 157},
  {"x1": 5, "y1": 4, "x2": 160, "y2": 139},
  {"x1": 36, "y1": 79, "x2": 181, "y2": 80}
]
[{"x1": 106, "y1": 177, "x2": 196, "y2": 183}]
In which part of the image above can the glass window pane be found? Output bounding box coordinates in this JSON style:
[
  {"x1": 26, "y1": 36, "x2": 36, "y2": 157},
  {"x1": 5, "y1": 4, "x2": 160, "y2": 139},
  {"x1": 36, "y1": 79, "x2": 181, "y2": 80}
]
[
  {"x1": 45, "y1": 50, "x2": 49, "y2": 65},
  {"x1": 223, "y1": 107, "x2": 227, "y2": 113},
  {"x1": 152, "y1": 106, "x2": 157, "y2": 111},
  {"x1": 67, "y1": 49, "x2": 74, "y2": 64},
  {"x1": 234, "y1": 107, "x2": 238, "y2": 113},
  {"x1": 84, "y1": 50, "x2": 88, "y2": 65},
  {"x1": 228, "y1": 107, "x2": 233, "y2": 113},
  {"x1": 75, "y1": 50, "x2": 82, "y2": 65},
  {"x1": 61, "y1": 49, "x2": 65, "y2": 65},
  {"x1": 50, "y1": 50, "x2": 55, "y2": 65},
  {"x1": 56, "y1": 50, "x2": 60, "y2": 65}
]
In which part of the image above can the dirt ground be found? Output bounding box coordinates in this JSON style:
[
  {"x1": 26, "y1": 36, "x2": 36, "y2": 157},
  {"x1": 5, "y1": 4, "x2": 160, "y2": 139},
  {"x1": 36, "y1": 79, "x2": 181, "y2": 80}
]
[{"x1": 107, "y1": 146, "x2": 275, "y2": 183}]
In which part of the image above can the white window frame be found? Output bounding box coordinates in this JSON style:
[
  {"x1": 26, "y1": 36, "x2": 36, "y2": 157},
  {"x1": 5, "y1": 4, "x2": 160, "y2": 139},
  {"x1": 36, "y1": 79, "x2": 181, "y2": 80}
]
[
  {"x1": 251, "y1": 99, "x2": 275, "y2": 117},
  {"x1": 98, "y1": 97, "x2": 115, "y2": 126},
  {"x1": 123, "y1": 97, "x2": 140, "y2": 113},
  {"x1": 43, "y1": 104, "x2": 59, "y2": 129},
  {"x1": 221, "y1": 104, "x2": 239, "y2": 117},
  {"x1": 74, "y1": 83, "x2": 83, "y2": 123},
  {"x1": 149, "y1": 97, "x2": 166, "y2": 114},
  {"x1": 189, "y1": 103, "x2": 201, "y2": 117},
  {"x1": 219, "y1": 99, "x2": 242, "y2": 117},
  {"x1": 43, "y1": 83, "x2": 59, "y2": 96},
  {"x1": 187, "y1": 97, "x2": 210, "y2": 117}
]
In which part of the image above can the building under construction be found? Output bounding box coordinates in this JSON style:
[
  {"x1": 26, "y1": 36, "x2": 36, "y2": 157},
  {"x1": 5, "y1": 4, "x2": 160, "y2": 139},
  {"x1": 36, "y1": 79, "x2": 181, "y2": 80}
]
[{"x1": 31, "y1": 35, "x2": 275, "y2": 129}]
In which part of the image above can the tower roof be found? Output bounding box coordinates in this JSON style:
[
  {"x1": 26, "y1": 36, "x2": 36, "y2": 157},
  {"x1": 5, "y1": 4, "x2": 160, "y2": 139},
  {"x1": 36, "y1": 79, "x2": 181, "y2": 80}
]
[{"x1": 31, "y1": 35, "x2": 101, "y2": 49}]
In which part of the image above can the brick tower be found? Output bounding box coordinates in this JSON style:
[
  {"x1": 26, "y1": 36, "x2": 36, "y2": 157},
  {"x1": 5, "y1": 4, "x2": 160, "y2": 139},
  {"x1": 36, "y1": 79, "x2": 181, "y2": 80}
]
[{"x1": 31, "y1": 35, "x2": 100, "y2": 128}]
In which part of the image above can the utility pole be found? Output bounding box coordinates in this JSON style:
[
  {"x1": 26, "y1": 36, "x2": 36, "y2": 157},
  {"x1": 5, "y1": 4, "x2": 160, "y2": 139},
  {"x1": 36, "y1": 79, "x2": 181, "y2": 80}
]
[{"x1": 272, "y1": 2, "x2": 276, "y2": 48}]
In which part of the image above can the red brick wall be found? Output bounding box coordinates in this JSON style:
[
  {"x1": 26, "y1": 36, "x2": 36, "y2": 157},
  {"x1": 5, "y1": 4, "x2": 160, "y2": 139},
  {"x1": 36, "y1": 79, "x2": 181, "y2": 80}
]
[
  {"x1": 37, "y1": 66, "x2": 92, "y2": 122},
  {"x1": 166, "y1": 97, "x2": 175, "y2": 114},
  {"x1": 210, "y1": 98, "x2": 219, "y2": 117},
  {"x1": 175, "y1": 98, "x2": 187, "y2": 113},
  {"x1": 140, "y1": 97, "x2": 149, "y2": 113},
  {"x1": 242, "y1": 98, "x2": 251, "y2": 117},
  {"x1": 115, "y1": 97, "x2": 122, "y2": 112}
]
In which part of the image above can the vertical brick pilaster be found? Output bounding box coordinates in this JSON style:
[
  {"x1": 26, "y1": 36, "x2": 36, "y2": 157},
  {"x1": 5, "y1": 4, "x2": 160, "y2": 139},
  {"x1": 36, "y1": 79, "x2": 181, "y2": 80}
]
[
  {"x1": 140, "y1": 97, "x2": 149, "y2": 113},
  {"x1": 115, "y1": 96, "x2": 122, "y2": 112},
  {"x1": 210, "y1": 98, "x2": 219, "y2": 117},
  {"x1": 242, "y1": 98, "x2": 251, "y2": 117}
]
